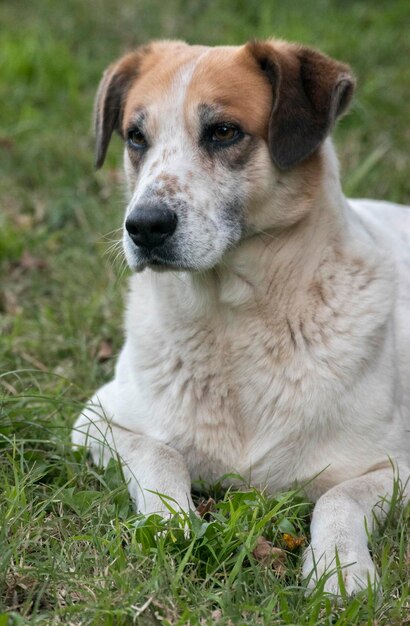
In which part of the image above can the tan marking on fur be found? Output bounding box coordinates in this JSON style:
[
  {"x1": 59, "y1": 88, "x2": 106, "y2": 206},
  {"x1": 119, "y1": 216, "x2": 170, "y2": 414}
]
[
  {"x1": 275, "y1": 150, "x2": 324, "y2": 221},
  {"x1": 186, "y1": 46, "x2": 273, "y2": 139},
  {"x1": 310, "y1": 279, "x2": 329, "y2": 308},
  {"x1": 364, "y1": 460, "x2": 392, "y2": 475},
  {"x1": 149, "y1": 159, "x2": 160, "y2": 173},
  {"x1": 122, "y1": 41, "x2": 207, "y2": 133},
  {"x1": 157, "y1": 173, "x2": 181, "y2": 195}
]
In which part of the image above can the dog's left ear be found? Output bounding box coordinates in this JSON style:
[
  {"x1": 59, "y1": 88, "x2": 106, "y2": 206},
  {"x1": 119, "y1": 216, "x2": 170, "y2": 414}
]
[
  {"x1": 247, "y1": 40, "x2": 355, "y2": 169},
  {"x1": 94, "y1": 47, "x2": 150, "y2": 169}
]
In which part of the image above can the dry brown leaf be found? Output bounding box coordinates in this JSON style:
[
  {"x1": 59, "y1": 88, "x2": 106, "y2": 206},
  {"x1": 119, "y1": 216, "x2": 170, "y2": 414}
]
[
  {"x1": 196, "y1": 497, "x2": 215, "y2": 517},
  {"x1": 16, "y1": 250, "x2": 48, "y2": 271},
  {"x1": 282, "y1": 533, "x2": 305, "y2": 551},
  {"x1": 97, "y1": 340, "x2": 113, "y2": 362},
  {"x1": 13, "y1": 214, "x2": 34, "y2": 230},
  {"x1": 0, "y1": 289, "x2": 22, "y2": 315},
  {"x1": 200, "y1": 609, "x2": 222, "y2": 625},
  {"x1": 0, "y1": 379, "x2": 18, "y2": 395},
  {"x1": 0, "y1": 136, "x2": 14, "y2": 150},
  {"x1": 252, "y1": 536, "x2": 287, "y2": 576},
  {"x1": 20, "y1": 351, "x2": 48, "y2": 372},
  {"x1": 252, "y1": 536, "x2": 273, "y2": 565}
]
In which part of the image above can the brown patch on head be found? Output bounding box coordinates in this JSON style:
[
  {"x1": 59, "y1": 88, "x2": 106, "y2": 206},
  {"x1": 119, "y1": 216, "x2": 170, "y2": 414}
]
[
  {"x1": 122, "y1": 42, "x2": 207, "y2": 132},
  {"x1": 94, "y1": 40, "x2": 206, "y2": 168},
  {"x1": 183, "y1": 39, "x2": 354, "y2": 171},
  {"x1": 187, "y1": 46, "x2": 273, "y2": 141},
  {"x1": 95, "y1": 38, "x2": 354, "y2": 177}
]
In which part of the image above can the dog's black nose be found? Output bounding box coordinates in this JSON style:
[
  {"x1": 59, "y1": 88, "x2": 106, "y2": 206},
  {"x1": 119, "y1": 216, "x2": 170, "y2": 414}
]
[{"x1": 125, "y1": 206, "x2": 178, "y2": 249}]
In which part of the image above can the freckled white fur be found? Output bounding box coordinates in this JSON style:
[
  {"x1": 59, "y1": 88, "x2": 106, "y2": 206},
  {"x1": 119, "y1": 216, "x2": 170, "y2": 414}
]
[{"x1": 73, "y1": 55, "x2": 410, "y2": 595}]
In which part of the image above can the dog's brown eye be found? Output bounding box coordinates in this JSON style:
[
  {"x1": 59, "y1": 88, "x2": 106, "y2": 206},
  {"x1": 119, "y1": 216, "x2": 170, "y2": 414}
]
[
  {"x1": 211, "y1": 124, "x2": 240, "y2": 143},
  {"x1": 128, "y1": 128, "x2": 147, "y2": 149}
]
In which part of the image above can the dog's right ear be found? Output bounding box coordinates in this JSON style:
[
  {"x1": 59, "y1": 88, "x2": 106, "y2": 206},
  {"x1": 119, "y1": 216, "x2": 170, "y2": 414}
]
[
  {"x1": 94, "y1": 47, "x2": 149, "y2": 169},
  {"x1": 246, "y1": 40, "x2": 355, "y2": 170}
]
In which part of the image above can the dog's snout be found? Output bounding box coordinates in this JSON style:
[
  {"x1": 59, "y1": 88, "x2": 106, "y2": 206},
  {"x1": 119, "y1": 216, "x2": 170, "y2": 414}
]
[{"x1": 126, "y1": 206, "x2": 178, "y2": 249}]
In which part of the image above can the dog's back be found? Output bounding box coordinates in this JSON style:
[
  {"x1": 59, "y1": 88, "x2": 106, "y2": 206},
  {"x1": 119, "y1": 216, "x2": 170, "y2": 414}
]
[{"x1": 350, "y1": 199, "x2": 410, "y2": 418}]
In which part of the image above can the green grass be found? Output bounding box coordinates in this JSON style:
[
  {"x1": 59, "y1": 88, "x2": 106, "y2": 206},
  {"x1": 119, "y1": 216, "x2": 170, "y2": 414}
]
[{"x1": 1, "y1": 0, "x2": 410, "y2": 623}]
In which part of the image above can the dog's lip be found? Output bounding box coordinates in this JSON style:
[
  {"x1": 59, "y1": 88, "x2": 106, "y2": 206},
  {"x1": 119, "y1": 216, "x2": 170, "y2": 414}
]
[
  {"x1": 147, "y1": 249, "x2": 177, "y2": 265},
  {"x1": 147, "y1": 258, "x2": 187, "y2": 271},
  {"x1": 148, "y1": 259, "x2": 175, "y2": 269},
  {"x1": 135, "y1": 249, "x2": 186, "y2": 271}
]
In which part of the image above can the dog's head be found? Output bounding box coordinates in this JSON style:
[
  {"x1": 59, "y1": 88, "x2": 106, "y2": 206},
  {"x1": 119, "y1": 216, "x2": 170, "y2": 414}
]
[{"x1": 95, "y1": 39, "x2": 354, "y2": 271}]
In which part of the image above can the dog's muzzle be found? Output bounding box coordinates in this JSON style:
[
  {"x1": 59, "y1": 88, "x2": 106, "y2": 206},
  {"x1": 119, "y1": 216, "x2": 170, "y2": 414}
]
[{"x1": 125, "y1": 205, "x2": 178, "y2": 251}]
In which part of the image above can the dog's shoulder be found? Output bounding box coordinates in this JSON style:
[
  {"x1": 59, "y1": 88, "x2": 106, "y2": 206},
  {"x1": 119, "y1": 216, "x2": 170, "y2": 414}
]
[
  {"x1": 349, "y1": 198, "x2": 410, "y2": 416},
  {"x1": 349, "y1": 198, "x2": 410, "y2": 252}
]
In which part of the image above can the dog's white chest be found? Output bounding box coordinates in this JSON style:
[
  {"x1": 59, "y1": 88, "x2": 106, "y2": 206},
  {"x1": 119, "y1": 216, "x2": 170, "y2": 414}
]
[{"x1": 122, "y1": 288, "x2": 342, "y2": 488}]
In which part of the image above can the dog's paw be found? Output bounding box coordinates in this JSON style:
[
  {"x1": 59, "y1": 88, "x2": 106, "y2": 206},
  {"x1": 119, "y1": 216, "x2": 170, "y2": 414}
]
[{"x1": 303, "y1": 543, "x2": 378, "y2": 596}]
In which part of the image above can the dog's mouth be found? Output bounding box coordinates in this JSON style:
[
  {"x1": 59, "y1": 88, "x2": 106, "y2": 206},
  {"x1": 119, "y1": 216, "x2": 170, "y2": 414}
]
[
  {"x1": 131, "y1": 247, "x2": 188, "y2": 272},
  {"x1": 147, "y1": 258, "x2": 182, "y2": 272}
]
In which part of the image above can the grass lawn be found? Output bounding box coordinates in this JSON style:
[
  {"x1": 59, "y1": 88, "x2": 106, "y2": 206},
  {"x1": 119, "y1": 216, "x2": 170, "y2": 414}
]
[{"x1": 1, "y1": 0, "x2": 409, "y2": 624}]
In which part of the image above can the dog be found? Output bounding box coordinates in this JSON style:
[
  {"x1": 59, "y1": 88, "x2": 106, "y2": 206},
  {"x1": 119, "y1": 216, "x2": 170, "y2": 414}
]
[{"x1": 72, "y1": 39, "x2": 410, "y2": 595}]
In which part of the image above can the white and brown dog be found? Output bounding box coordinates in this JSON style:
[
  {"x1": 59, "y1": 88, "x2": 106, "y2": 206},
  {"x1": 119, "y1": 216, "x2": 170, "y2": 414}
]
[{"x1": 72, "y1": 39, "x2": 410, "y2": 595}]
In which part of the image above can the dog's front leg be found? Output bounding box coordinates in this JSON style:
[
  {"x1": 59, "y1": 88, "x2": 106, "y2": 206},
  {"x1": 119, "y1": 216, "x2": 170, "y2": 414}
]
[
  {"x1": 72, "y1": 408, "x2": 194, "y2": 517},
  {"x1": 303, "y1": 465, "x2": 409, "y2": 595}
]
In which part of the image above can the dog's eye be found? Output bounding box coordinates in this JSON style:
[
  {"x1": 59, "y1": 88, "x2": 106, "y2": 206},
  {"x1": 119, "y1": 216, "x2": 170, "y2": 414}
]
[
  {"x1": 127, "y1": 128, "x2": 147, "y2": 149},
  {"x1": 211, "y1": 124, "x2": 241, "y2": 144}
]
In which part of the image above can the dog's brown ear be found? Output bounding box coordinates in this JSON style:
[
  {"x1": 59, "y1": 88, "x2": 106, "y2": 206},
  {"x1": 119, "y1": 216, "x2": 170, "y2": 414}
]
[
  {"x1": 94, "y1": 48, "x2": 149, "y2": 169},
  {"x1": 247, "y1": 40, "x2": 355, "y2": 170}
]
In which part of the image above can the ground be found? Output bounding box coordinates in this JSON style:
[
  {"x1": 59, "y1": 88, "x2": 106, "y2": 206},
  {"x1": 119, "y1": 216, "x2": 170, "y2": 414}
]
[{"x1": 0, "y1": 1, "x2": 409, "y2": 624}]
